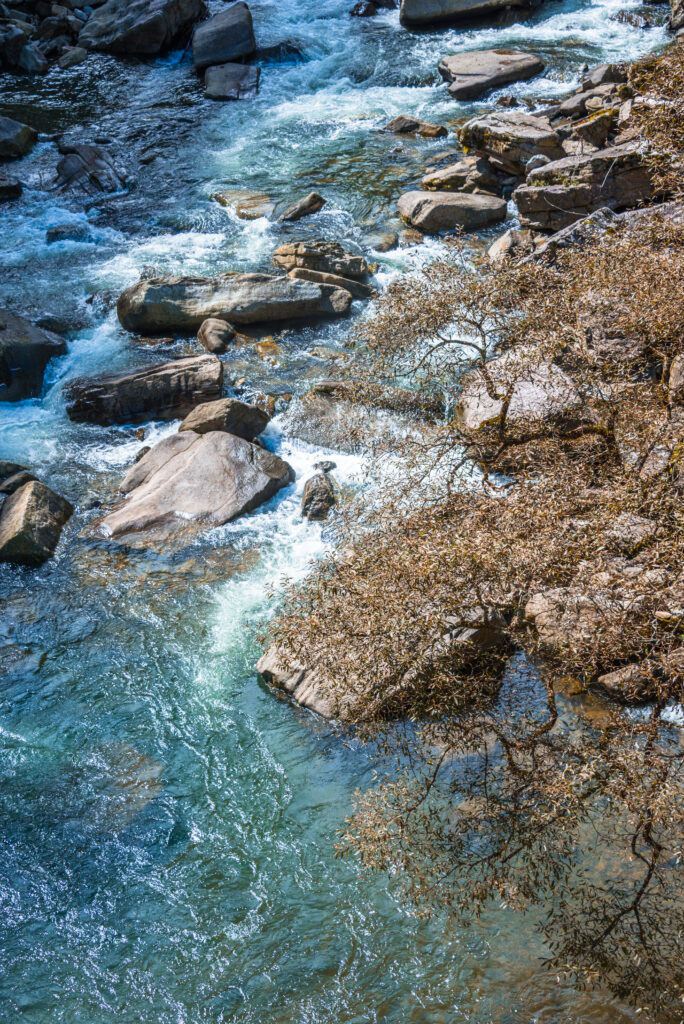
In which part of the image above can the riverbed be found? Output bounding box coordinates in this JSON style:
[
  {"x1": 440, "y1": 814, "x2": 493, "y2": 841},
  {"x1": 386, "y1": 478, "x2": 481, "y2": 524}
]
[{"x1": 0, "y1": 1, "x2": 668, "y2": 1020}]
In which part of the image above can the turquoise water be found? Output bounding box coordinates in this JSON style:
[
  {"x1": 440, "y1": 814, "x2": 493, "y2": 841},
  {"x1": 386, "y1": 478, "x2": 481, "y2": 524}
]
[{"x1": 0, "y1": 0, "x2": 667, "y2": 1020}]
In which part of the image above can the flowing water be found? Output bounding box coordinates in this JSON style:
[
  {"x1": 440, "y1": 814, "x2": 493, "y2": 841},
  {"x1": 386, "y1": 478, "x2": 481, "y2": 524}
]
[{"x1": 0, "y1": 1, "x2": 669, "y2": 1020}]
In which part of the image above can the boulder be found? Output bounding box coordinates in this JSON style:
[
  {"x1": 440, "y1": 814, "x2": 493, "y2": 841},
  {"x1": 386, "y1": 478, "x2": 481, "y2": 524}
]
[
  {"x1": 213, "y1": 189, "x2": 272, "y2": 219},
  {"x1": 278, "y1": 191, "x2": 326, "y2": 222},
  {"x1": 0, "y1": 470, "x2": 37, "y2": 495},
  {"x1": 525, "y1": 586, "x2": 622, "y2": 650},
  {"x1": 93, "y1": 430, "x2": 294, "y2": 547},
  {"x1": 671, "y1": 0, "x2": 684, "y2": 30},
  {"x1": 117, "y1": 272, "x2": 352, "y2": 333},
  {"x1": 192, "y1": 2, "x2": 255, "y2": 71},
  {"x1": 400, "y1": 0, "x2": 535, "y2": 27},
  {"x1": 197, "y1": 316, "x2": 236, "y2": 353},
  {"x1": 178, "y1": 397, "x2": 269, "y2": 440},
  {"x1": 438, "y1": 49, "x2": 544, "y2": 101},
  {"x1": 0, "y1": 116, "x2": 37, "y2": 161},
  {"x1": 513, "y1": 141, "x2": 655, "y2": 232},
  {"x1": 0, "y1": 308, "x2": 67, "y2": 403},
  {"x1": 79, "y1": 0, "x2": 205, "y2": 54},
  {"x1": 301, "y1": 471, "x2": 336, "y2": 520},
  {"x1": 57, "y1": 45, "x2": 88, "y2": 68},
  {"x1": 287, "y1": 267, "x2": 372, "y2": 299},
  {"x1": 421, "y1": 154, "x2": 500, "y2": 194},
  {"x1": 16, "y1": 43, "x2": 48, "y2": 74},
  {"x1": 455, "y1": 349, "x2": 582, "y2": 432},
  {"x1": 0, "y1": 481, "x2": 73, "y2": 567},
  {"x1": 460, "y1": 111, "x2": 564, "y2": 176},
  {"x1": 0, "y1": 175, "x2": 22, "y2": 201},
  {"x1": 257, "y1": 645, "x2": 333, "y2": 717},
  {"x1": 383, "y1": 115, "x2": 447, "y2": 138},
  {"x1": 46, "y1": 222, "x2": 93, "y2": 244},
  {"x1": 55, "y1": 144, "x2": 128, "y2": 194},
  {"x1": 272, "y1": 240, "x2": 367, "y2": 278},
  {"x1": 204, "y1": 62, "x2": 260, "y2": 100},
  {"x1": 397, "y1": 190, "x2": 507, "y2": 234},
  {"x1": 487, "y1": 227, "x2": 540, "y2": 263},
  {"x1": 0, "y1": 461, "x2": 28, "y2": 481},
  {"x1": 596, "y1": 663, "x2": 654, "y2": 703},
  {"x1": 64, "y1": 354, "x2": 223, "y2": 425}
]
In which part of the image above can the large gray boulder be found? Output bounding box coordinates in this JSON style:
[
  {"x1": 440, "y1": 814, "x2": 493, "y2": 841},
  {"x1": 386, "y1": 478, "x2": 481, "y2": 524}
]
[
  {"x1": 79, "y1": 0, "x2": 205, "y2": 54},
  {"x1": 93, "y1": 430, "x2": 294, "y2": 547},
  {"x1": 400, "y1": 0, "x2": 534, "y2": 26},
  {"x1": 438, "y1": 49, "x2": 544, "y2": 101},
  {"x1": 117, "y1": 272, "x2": 352, "y2": 334},
  {"x1": 0, "y1": 309, "x2": 67, "y2": 403},
  {"x1": 178, "y1": 397, "x2": 269, "y2": 440},
  {"x1": 460, "y1": 111, "x2": 564, "y2": 176},
  {"x1": 64, "y1": 354, "x2": 223, "y2": 425},
  {"x1": 398, "y1": 190, "x2": 507, "y2": 234},
  {"x1": 0, "y1": 481, "x2": 73, "y2": 567},
  {"x1": 0, "y1": 117, "x2": 37, "y2": 161},
  {"x1": 192, "y1": 2, "x2": 255, "y2": 71},
  {"x1": 513, "y1": 142, "x2": 655, "y2": 232}
]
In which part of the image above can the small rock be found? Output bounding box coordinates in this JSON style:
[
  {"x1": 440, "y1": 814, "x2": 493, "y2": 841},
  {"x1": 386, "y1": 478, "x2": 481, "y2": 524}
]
[
  {"x1": 197, "y1": 317, "x2": 236, "y2": 353},
  {"x1": 421, "y1": 154, "x2": 500, "y2": 194},
  {"x1": 17, "y1": 42, "x2": 48, "y2": 74},
  {"x1": 79, "y1": 0, "x2": 205, "y2": 55},
  {"x1": 314, "y1": 460, "x2": 336, "y2": 472},
  {"x1": 57, "y1": 44, "x2": 88, "y2": 67},
  {"x1": 204, "y1": 62, "x2": 260, "y2": 100},
  {"x1": 0, "y1": 461, "x2": 28, "y2": 480},
  {"x1": 272, "y1": 240, "x2": 368, "y2": 279},
  {"x1": 0, "y1": 175, "x2": 22, "y2": 201},
  {"x1": 46, "y1": 222, "x2": 92, "y2": 244},
  {"x1": 350, "y1": 1, "x2": 378, "y2": 14},
  {"x1": 611, "y1": 10, "x2": 651, "y2": 28},
  {"x1": 0, "y1": 116, "x2": 37, "y2": 161},
  {"x1": 278, "y1": 191, "x2": 326, "y2": 222},
  {"x1": 301, "y1": 471, "x2": 336, "y2": 520},
  {"x1": 383, "y1": 115, "x2": 447, "y2": 139},
  {"x1": 0, "y1": 470, "x2": 37, "y2": 495},
  {"x1": 178, "y1": 397, "x2": 270, "y2": 441},
  {"x1": 397, "y1": 190, "x2": 507, "y2": 234}
]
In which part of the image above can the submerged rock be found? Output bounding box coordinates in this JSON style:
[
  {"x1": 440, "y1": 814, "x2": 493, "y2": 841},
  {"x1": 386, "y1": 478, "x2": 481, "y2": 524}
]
[
  {"x1": 192, "y1": 2, "x2": 256, "y2": 70},
  {"x1": 117, "y1": 272, "x2": 352, "y2": 333},
  {"x1": 0, "y1": 175, "x2": 22, "y2": 201},
  {"x1": 438, "y1": 49, "x2": 545, "y2": 101},
  {"x1": 55, "y1": 144, "x2": 128, "y2": 194},
  {"x1": 0, "y1": 308, "x2": 67, "y2": 403},
  {"x1": 0, "y1": 481, "x2": 73, "y2": 567},
  {"x1": 79, "y1": 0, "x2": 205, "y2": 55},
  {"x1": 204, "y1": 62, "x2": 260, "y2": 100},
  {"x1": 383, "y1": 115, "x2": 447, "y2": 138},
  {"x1": 64, "y1": 354, "x2": 223, "y2": 425},
  {"x1": 397, "y1": 190, "x2": 507, "y2": 233},
  {"x1": 0, "y1": 116, "x2": 37, "y2": 160},
  {"x1": 93, "y1": 430, "x2": 294, "y2": 547},
  {"x1": 178, "y1": 397, "x2": 269, "y2": 440}
]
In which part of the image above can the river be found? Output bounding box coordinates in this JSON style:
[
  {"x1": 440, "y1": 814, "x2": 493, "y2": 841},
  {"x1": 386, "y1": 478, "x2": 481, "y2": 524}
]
[{"x1": 0, "y1": 0, "x2": 668, "y2": 1020}]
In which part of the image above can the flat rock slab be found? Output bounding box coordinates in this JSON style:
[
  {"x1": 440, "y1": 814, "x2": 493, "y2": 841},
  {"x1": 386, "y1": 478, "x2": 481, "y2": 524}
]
[
  {"x1": 438, "y1": 49, "x2": 545, "y2": 101},
  {"x1": 192, "y1": 2, "x2": 256, "y2": 71},
  {"x1": 178, "y1": 397, "x2": 269, "y2": 440},
  {"x1": 94, "y1": 430, "x2": 294, "y2": 549},
  {"x1": 0, "y1": 116, "x2": 37, "y2": 160},
  {"x1": 117, "y1": 272, "x2": 352, "y2": 333},
  {"x1": 383, "y1": 115, "x2": 447, "y2": 138},
  {"x1": 0, "y1": 308, "x2": 67, "y2": 403},
  {"x1": 79, "y1": 0, "x2": 205, "y2": 54},
  {"x1": 398, "y1": 190, "x2": 507, "y2": 234},
  {"x1": 460, "y1": 110, "x2": 564, "y2": 176},
  {"x1": 0, "y1": 481, "x2": 73, "y2": 567},
  {"x1": 204, "y1": 62, "x2": 260, "y2": 100},
  {"x1": 400, "y1": 0, "x2": 535, "y2": 26},
  {"x1": 64, "y1": 354, "x2": 223, "y2": 425}
]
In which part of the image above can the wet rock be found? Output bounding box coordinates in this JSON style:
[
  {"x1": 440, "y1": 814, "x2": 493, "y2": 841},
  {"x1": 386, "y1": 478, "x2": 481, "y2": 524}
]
[
  {"x1": 287, "y1": 266, "x2": 372, "y2": 299},
  {"x1": 79, "y1": 0, "x2": 205, "y2": 55},
  {"x1": 0, "y1": 461, "x2": 28, "y2": 481},
  {"x1": 0, "y1": 308, "x2": 67, "y2": 403},
  {"x1": 17, "y1": 42, "x2": 48, "y2": 74},
  {"x1": 197, "y1": 316, "x2": 236, "y2": 353},
  {"x1": 364, "y1": 230, "x2": 398, "y2": 252},
  {"x1": 399, "y1": 0, "x2": 536, "y2": 27},
  {"x1": 314, "y1": 460, "x2": 336, "y2": 472},
  {"x1": 0, "y1": 480, "x2": 73, "y2": 567},
  {"x1": 383, "y1": 115, "x2": 447, "y2": 138},
  {"x1": 278, "y1": 191, "x2": 326, "y2": 222},
  {"x1": 0, "y1": 24, "x2": 28, "y2": 68},
  {"x1": 272, "y1": 240, "x2": 368, "y2": 278},
  {"x1": 421, "y1": 154, "x2": 500, "y2": 194},
  {"x1": 213, "y1": 189, "x2": 272, "y2": 219},
  {"x1": 46, "y1": 222, "x2": 93, "y2": 244},
  {"x1": 612, "y1": 9, "x2": 651, "y2": 28},
  {"x1": 351, "y1": 2, "x2": 379, "y2": 15},
  {"x1": 257, "y1": 645, "x2": 334, "y2": 717},
  {"x1": 192, "y1": 2, "x2": 255, "y2": 71},
  {"x1": 671, "y1": 0, "x2": 684, "y2": 30},
  {"x1": 460, "y1": 111, "x2": 564, "y2": 176},
  {"x1": 0, "y1": 470, "x2": 37, "y2": 495},
  {"x1": 438, "y1": 49, "x2": 544, "y2": 101},
  {"x1": 0, "y1": 175, "x2": 22, "y2": 201},
  {"x1": 64, "y1": 354, "x2": 223, "y2": 425},
  {"x1": 513, "y1": 141, "x2": 654, "y2": 232},
  {"x1": 0, "y1": 116, "x2": 37, "y2": 161},
  {"x1": 397, "y1": 190, "x2": 507, "y2": 234},
  {"x1": 94, "y1": 430, "x2": 294, "y2": 547},
  {"x1": 455, "y1": 349, "x2": 582, "y2": 432},
  {"x1": 55, "y1": 143, "x2": 128, "y2": 194},
  {"x1": 117, "y1": 273, "x2": 352, "y2": 333},
  {"x1": 178, "y1": 396, "x2": 269, "y2": 440},
  {"x1": 57, "y1": 44, "x2": 88, "y2": 67},
  {"x1": 301, "y1": 471, "x2": 336, "y2": 520},
  {"x1": 204, "y1": 61, "x2": 260, "y2": 100}
]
